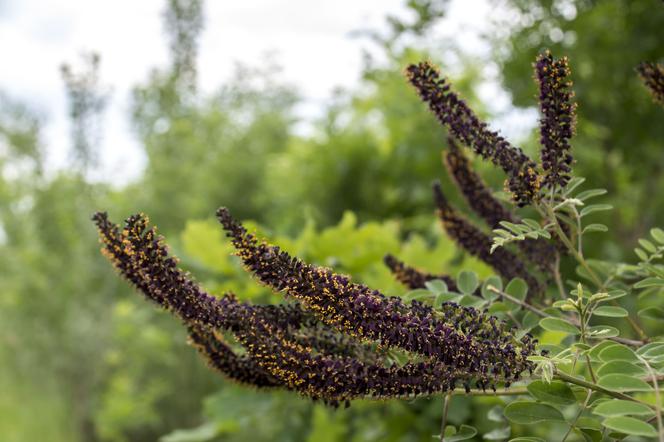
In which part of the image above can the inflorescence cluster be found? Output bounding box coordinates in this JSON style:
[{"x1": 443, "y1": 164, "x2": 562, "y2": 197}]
[
  {"x1": 534, "y1": 51, "x2": 577, "y2": 190},
  {"x1": 385, "y1": 51, "x2": 581, "y2": 297},
  {"x1": 93, "y1": 207, "x2": 536, "y2": 406},
  {"x1": 93, "y1": 51, "x2": 590, "y2": 406}
]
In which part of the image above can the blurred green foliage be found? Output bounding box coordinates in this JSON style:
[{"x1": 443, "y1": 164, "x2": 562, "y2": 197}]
[{"x1": 0, "y1": 0, "x2": 662, "y2": 440}]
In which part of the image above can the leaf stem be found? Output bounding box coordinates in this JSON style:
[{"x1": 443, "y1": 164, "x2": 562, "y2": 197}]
[
  {"x1": 554, "y1": 370, "x2": 652, "y2": 405},
  {"x1": 544, "y1": 204, "x2": 648, "y2": 341},
  {"x1": 440, "y1": 393, "x2": 451, "y2": 442},
  {"x1": 487, "y1": 286, "x2": 548, "y2": 317},
  {"x1": 639, "y1": 355, "x2": 664, "y2": 442},
  {"x1": 561, "y1": 389, "x2": 593, "y2": 442}
]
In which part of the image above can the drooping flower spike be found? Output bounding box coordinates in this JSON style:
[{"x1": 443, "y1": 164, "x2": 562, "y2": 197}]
[
  {"x1": 216, "y1": 207, "x2": 535, "y2": 381},
  {"x1": 637, "y1": 62, "x2": 664, "y2": 106},
  {"x1": 431, "y1": 182, "x2": 543, "y2": 296},
  {"x1": 93, "y1": 211, "x2": 535, "y2": 405},
  {"x1": 92, "y1": 212, "x2": 376, "y2": 362},
  {"x1": 405, "y1": 61, "x2": 541, "y2": 206},
  {"x1": 383, "y1": 253, "x2": 458, "y2": 291},
  {"x1": 534, "y1": 51, "x2": 577, "y2": 189},
  {"x1": 187, "y1": 324, "x2": 281, "y2": 388},
  {"x1": 443, "y1": 138, "x2": 557, "y2": 272}
]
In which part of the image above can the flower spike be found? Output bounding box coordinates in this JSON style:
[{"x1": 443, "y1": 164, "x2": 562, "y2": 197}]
[
  {"x1": 535, "y1": 51, "x2": 577, "y2": 189},
  {"x1": 405, "y1": 61, "x2": 541, "y2": 206},
  {"x1": 383, "y1": 253, "x2": 458, "y2": 291},
  {"x1": 93, "y1": 211, "x2": 536, "y2": 406},
  {"x1": 216, "y1": 207, "x2": 535, "y2": 377}
]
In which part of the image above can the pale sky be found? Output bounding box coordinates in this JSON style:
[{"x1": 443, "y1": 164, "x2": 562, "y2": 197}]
[{"x1": 0, "y1": 0, "x2": 535, "y2": 184}]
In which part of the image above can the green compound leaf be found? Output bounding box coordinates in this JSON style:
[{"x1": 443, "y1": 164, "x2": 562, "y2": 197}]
[
  {"x1": 488, "y1": 405, "x2": 506, "y2": 423},
  {"x1": 508, "y1": 438, "x2": 546, "y2": 442},
  {"x1": 442, "y1": 424, "x2": 477, "y2": 441},
  {"x1": 583, "y1": 224, "x2": 608, "y2": 234},
  {"x1": 457, "y1": 295, "x2": 486, "y2": 308},
  {"x1": 521, "y1": 311, "x2": 540, "y2": 331},
  {"x1": 592, "y1": 400, "x2": 655, "y2": 418},
  {"x1": 403, "y1": 289, "x2": 434, "y2": 302},
  {"x1": 576, "y1": 188, "x2": 607, "y2": 201},
  {"x1": 580, "y1": 204, "x2": 613, "y2": 217},
  {"x1": 503, "y1": 401, "x2": 565, "y2": 424},
  {"x1": 483, "y1": 426, "x2": 511, "y2": 440},
  {"x1": 597, "y1": 374, "x2": 653, "y2": 392},
  {"x1": 592, "y1": 306, "x2": 628, "y2": 318},
  {"x1": 586, "y1": 325, "x2": 619, "y2": 338},
  {"x1": 434, "y1": 292, "x2": 462, "y2": 308},
  {"x1": 596, "y1": 361, "x2": 646, "y2": 377},
  {"x1": 481, "y1": 275, "x2": 502, "y2": 301},
  {"x1": 634, "y1": 277, "x2": 664, "y2": 288},
  {"x1": 457, "y1": 270, "x2": 479, "y2": 295},
  {"x1": 539, "y1": 318, "x2": 580, "y2": 335},
  {"x1": 598, "y1": 344, "x2": 639, "y2": 363},
  {"x1": 602, "y1": 416, "x2": 658, "y2": 437},
  {"x1": 651, "y1": 228, "x2": 664, "y2": 244},
  {"x1": 638, "y1": 307, "x2": 664, "y2": 320},
  {"x1": 638, "y1": 342, "x2": 664, "y2": 359},
  {"x1": 424, "y1": 279, "x2": 448, "y2": 294},
  {"x1": 526, "y1": 380, "x2": 576, "y2": 406},
  {"x1": 639, "y1": 238, "x2": 657, "y2": 253},
  {"x1": 505, "y1": 278, "x2": 528, "y2": 311},
  {"x1": 588, "y1": 342, "x2": 619, "y2": 362},
  {"x1": 603, "y1": 290, "x2": 627, "y2": 301}
]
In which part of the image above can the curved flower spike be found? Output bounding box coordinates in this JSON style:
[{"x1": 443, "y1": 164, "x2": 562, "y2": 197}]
[
  {"x1": 216, "y1": 207, "x2": 535, "y2": 377},
  {"x1": 431, "y1": 182, "x2": 544, "y2": 296},
  {"x1": 405, "y1": 61, "x2": 541, "y2": 206},
  {"x1": 383, "y1": 253, "x2": 458, "y2": 291},
  {"x1": 92, "y1": 212, "x2": 371, "y2": 361},
  {"x1": 188, "y1": 324, "x2": 281, "y2": 388},
  {"x1": 93, "y1": 211, "x2": 536, "y2": 405}
]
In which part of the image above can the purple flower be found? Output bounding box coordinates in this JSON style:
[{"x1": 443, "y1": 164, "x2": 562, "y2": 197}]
[
  {"x1": 405, "y1": 62, "x2": 541, "y2": 206},
  {"x1": 216, "y1": 207, "x2": 535, "y2": 380},
  {"x1": 534, "y1": 51, "x2": 577, "y2": 189},
  {"x1": 383, "y1": 253, "x2": 458, "y2": 291},
  {"x1": 94, "y1": 210, "x2": 536, "y2": 405}
]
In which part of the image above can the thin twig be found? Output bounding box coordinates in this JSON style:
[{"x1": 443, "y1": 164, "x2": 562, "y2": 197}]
[
  {"x1": 440, "y1": 394, "x2": 451, "y2": 442},
  {"x1": 561, "y1": 389, "x2": 593, "y2": 442},
  {"x1": 639, "y1": 355, "x2": 664, "y2": 442},
  {"x1": 555, "y1": 370, "x2": 653, "y2": 406},
  {"x1": 487, "y1": 286, "x2": 548, "y2": 317}
]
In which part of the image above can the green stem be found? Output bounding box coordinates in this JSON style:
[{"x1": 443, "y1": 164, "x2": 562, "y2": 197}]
[
  {"x1": 545, "y1": 205, "x2": 603, "y2": 287},
  {"x1": 487, "y1": 286, "x2": 548, "y2": 317},
  {"x1": 440, "y1": 393, "x2": 451, "y2": 442},
  {"x1": 579, "y1": 320, "x2": 598, "y2": 383},
  {"x1": 639, "y1": 356, "x2": 664, "y2": 442},
  {"x1": 561, "y1": 389, "x2": 593, "y2": 442},
  {"x1": 553, "y1": 254, "x2": 567, "y2": 299},
  {"x1": 554, "y1": 371, "x2": 653, "y2": 406},
  {"x1": 544, "y1": 204, "x2": 648, "y2": 341},
  {"x1": 488, "y1": 286, "x2": 643, "y2": 346}
]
